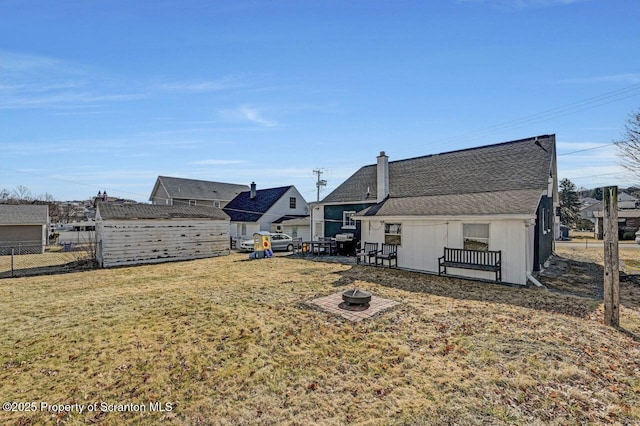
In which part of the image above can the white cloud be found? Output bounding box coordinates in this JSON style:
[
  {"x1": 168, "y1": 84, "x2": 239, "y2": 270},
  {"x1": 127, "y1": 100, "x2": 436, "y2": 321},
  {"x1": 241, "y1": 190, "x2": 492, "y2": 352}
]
[
  {"x1": 0, "y1": 50, "x2": 145, "y2": 110},
  {"x1": 238, "y1": 106, "x2": 278, "y2": 127},
  {"x1": 559, "y1": 74, "x2": 640, "y2": 85},
  {"x1": 156, "y1": 76, "x2": 245, "y2": 93},
  {"x1": 217, "y1": 105, "x2": 278, "y2": 127},
  {"x1": 457, "y1": 0, "x2": 585, "y2": 7},
  {"x1": 189, "y1": 159, "x2": 248, "y2": 165}
]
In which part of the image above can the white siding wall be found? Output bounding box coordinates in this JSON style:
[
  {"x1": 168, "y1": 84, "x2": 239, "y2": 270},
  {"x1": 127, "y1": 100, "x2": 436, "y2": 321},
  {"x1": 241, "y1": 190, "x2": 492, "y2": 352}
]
[
  {"x1": 282, "y1": 225, "x2": 311, "y2": 241},
  {"x1": 97, "y1": 219, "x2": 229, "y2": 268},
  {"x1": 259, "y1": 187, "x2": 309, "y2": 231},
  {"x1": 311, "y1": 204, "x2": 324, "y2": 240},
  {"x1": 230, "y1": 222, "x2": 260, "y2": 241},
  {"x1": 360, "y1": 217, "x2": 529, "y2": 285}
]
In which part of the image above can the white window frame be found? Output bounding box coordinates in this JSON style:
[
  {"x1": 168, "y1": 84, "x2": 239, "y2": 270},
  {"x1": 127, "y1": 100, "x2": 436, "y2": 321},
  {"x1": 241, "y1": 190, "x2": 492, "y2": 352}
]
[
  {"x1": 189, "y1": 200, "x2": 196, "y2": 206},
  {"x1": 289, "y1": 197, "x2": 297, "y2": 209},
  {"x1": 384, "y1": 223, "x2": 402, "y2": 245},
  {"x1": 342, "y1": 211, "x2": 356, "y2": 229},
  {"x1": 214, "y1": 201, "x2": 221, "y2": 208},
  {"x1": 463, "y1": 223, "x2": 489, "y2": 251}
]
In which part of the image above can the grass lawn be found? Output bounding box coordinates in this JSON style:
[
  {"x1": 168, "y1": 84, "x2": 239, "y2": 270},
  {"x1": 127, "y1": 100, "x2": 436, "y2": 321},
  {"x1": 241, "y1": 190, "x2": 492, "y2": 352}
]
[{"x1": 1, "y1": 252, "x2": 639, "y2": 425}]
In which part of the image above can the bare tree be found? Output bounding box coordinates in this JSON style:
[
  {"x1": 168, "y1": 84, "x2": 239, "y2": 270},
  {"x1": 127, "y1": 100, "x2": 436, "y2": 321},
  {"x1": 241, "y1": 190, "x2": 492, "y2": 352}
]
[
  {"x1": 615, "y1": 109, "x2": 640, "y2": 180},
  {"x1": 0, "y1": 188, "x2": 9, "y2": 203},
  {"x1": 11, "y1": 185, "x2": 33, "y2": 202}
]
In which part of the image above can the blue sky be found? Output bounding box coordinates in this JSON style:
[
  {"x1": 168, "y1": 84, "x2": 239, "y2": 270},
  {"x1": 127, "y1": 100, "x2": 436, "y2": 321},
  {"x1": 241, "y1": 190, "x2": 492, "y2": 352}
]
[{"x1": 1, "y1": 0, "x2": 639, "y2": 203}]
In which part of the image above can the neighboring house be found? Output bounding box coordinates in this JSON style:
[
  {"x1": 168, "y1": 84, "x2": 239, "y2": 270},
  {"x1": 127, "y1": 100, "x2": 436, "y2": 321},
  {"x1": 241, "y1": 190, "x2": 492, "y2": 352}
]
[
  {"x1": 96, "y1": 203, "x2": 230, "y2": 268},
  {"x1": 273, "y1": 216, "x2": 311, "y2": 241},
  {"x1": 149, "y1": 176, "x2": 249, "y2": 208},
  {"x1": 55, "y1": 220, "x2": 96, "y2": 245},
  {"x1": 0, "y1": 204, "x2": 49, "y2": 255},
  {"x1": 224, "y1": 183, "x2": 309, "y2": 242},
  {"x1": 580, "y1": 197, "x2": 599, "y2": 207},
  {"x1": 618, "y1": 192, "x2": 638, "y2": 209},
  {"x1": 315, "y1": 135, "x2": 559, "y2": 285},
  {"x1": 593, "y1": 209, "x2": 640, "y2": 240},
  {"x1": 580, "y1": 202, "x2": 602, "y2": 224}
]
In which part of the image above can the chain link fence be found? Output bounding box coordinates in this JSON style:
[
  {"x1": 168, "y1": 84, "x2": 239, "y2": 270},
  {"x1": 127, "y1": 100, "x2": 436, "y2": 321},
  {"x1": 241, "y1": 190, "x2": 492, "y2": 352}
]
[{"x1": 0, "y1": 241, "x2": 96, "y2": 278}]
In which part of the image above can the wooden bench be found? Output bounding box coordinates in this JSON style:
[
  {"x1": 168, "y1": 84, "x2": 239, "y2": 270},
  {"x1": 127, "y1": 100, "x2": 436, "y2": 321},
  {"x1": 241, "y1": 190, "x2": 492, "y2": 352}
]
[
  {"x1": 375, "y1": 243, "x2": 398, "y2": 268},
  {"x1": 356, "y1": 242, "x2": 379, "y2": 265},
  {"x1": 438, "y1": 247, "x2": 501, "y2": 282}
]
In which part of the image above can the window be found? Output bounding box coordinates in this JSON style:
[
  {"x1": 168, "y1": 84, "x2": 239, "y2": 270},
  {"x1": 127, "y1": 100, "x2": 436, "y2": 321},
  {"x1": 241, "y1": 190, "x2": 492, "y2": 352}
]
[
  {"x1": 189, "y1": 200, "x2": 196, "y2": 206},
  {"x1": 342, "y1": 211, "x2": 356, "y2": 229},
  {"x1": 214, "y1": 201, "x2": 221, "y2": 208},
  {"x1": 384, "y1": 223, "x2": 402, "y2": 245},
  {"x1": 289, "y1": 197, "x2": 297, "y2": 209},
  {"x1": 291, "y1": 226, "x2": 298, "y2": 238},
  {"x1": 463, "y1": 224, "x2": 489, "y2": 251},
  {"x1": 540, "y1": 208, "x2": 552, "y2": 234},
  {"x1": 241, "y1": 223, "x2": 246, "y2": 236}
]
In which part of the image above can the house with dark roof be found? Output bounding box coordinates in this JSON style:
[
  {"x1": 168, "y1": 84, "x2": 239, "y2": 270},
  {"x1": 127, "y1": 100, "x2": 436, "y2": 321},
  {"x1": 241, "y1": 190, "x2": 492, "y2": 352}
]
[
  {"x1": 223, "y1": 183, "x2": 309, "y2": 242},
  {"x1": 0, "y1": 204, "x2": 49, "y2": 255},
  {"x1": 149, "y1": 176, "x2": 249, "y2": 208},
  {"x1": 96, "y1": 203, "x2": 230, "y2": 268},
  {"x1": 314, "y1": 135, "x2": 559, "y2": 285}
]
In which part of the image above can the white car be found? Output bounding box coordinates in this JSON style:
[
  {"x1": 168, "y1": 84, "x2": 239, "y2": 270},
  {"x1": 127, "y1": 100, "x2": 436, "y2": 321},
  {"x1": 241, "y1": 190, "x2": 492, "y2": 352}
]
[{"x1": 239, "y1": 233, "x2": 295, "y2": 252}]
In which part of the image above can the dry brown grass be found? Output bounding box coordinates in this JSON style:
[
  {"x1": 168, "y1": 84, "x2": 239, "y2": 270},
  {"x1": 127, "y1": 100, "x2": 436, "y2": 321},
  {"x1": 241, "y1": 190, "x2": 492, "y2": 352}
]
[
  {"x1": 0, "y1": 252, "x2": 79, "y2": 273},
  {"x1": 1, "y1": 252, "x2": 639, "y2": 425}
]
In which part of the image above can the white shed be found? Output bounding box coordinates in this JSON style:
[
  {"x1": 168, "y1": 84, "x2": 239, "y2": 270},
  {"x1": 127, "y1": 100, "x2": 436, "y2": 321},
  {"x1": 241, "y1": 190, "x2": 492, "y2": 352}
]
[{"x1": 96, "y1": 203, "x2": 230, "y2": 268}]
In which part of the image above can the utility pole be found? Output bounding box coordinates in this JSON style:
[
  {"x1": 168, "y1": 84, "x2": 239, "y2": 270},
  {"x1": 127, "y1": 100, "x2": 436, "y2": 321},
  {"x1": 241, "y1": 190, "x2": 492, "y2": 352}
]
[
  {"x1": 313, "y1": 169, "x2": 327, "y2": 202},
  {"x1": 603, "y1": 186, "x2": 619, "y2": 327}
]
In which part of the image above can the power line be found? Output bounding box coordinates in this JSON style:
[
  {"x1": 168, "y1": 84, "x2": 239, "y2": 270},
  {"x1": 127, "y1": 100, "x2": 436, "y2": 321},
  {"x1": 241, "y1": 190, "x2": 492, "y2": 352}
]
[
  {"x1": 389, "y1": 83, "x2": 640, "y2": 160},
  {"x1": 558, "y1": 143, "x2": 615, "y2": 156},
  {"x1": 313, "y1": 169, "x2": 327, "y2": 202}
]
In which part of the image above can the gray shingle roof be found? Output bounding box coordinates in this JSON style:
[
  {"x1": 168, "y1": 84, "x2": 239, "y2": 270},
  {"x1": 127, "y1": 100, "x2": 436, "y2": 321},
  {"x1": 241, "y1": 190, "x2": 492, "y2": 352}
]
[
  {"x1": 223, "y1": 186, "x2": 292, "y2": 222},
  {"x1": 358, "y1": 190, "x2": 545, "y2": 217},
  {"x1": 155, "y1": 176, "x2": 249, "y2": 201},
  {"x1": 0, "y1": 205, "x2": 49, "y2": 225},
  {"x1": 322, "y1": 135, "x2": 556, "y2": 204},
  {"x1": 98, "y1": 203, "x2": 230, "y2": 221}
]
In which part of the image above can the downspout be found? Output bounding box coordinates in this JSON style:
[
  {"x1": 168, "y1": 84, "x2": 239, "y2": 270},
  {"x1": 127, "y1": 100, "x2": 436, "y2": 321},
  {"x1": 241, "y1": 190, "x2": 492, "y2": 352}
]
[{"x1": 527, "y1": 272, "x2": 544, "y2": 288}]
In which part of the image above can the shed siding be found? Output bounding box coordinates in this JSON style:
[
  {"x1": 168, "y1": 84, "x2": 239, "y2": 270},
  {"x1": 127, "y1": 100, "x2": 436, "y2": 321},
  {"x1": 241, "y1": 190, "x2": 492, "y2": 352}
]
[
  {"x1": 97, "y1": 219, "x2": 229, "y2": 268},
  {"x1": 360, "y1": 218, "x2": 528, "y2": 285}
]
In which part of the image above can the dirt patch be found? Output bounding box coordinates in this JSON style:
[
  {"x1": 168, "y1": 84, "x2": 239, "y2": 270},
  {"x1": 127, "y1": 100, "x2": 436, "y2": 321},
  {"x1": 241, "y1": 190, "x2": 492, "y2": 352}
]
[{"x1": 537, "y1": 255, "x2": 604, "y2": 299}]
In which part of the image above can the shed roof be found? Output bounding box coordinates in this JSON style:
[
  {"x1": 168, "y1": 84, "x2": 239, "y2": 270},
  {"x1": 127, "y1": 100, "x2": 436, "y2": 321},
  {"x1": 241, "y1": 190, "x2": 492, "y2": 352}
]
[
  {"x1": 152, "y1": 176, "x2": 249, "y2": 202},
  {"x1": 223, "y1": 186, "x2": 292, "y2": 222},
  {"x1": 0, "y1": 204, "x2": 49, "y2": 225},
  {"x1": 97, "y1": 203, "x2": 230, "y2": 221}
]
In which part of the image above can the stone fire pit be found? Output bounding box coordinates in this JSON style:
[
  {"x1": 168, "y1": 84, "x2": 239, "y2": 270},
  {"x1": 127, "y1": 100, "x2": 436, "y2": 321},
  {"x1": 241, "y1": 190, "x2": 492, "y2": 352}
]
[{"x1": 341, "y1": 288, "x2": 372, "y2": 306}]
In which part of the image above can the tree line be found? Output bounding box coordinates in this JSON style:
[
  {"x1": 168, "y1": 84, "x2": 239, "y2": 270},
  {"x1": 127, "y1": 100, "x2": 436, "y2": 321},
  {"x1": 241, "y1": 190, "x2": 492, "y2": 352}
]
[{"x1": 1, "y1": 185, "x2": 85, "y2": 223}]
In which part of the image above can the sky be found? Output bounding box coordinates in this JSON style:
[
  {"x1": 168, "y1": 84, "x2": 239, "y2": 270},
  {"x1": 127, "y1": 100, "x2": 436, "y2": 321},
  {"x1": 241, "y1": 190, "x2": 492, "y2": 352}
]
[{"x1": 1, "y1": 0, "x2": 639, "y2": 203}]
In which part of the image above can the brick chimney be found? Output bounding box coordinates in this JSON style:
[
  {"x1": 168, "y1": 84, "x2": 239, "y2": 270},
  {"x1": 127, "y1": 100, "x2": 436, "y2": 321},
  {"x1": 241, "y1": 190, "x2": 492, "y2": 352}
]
[
  {"x1": 250, "y1": 182, "x2": 257, "y2": 200},
  {"x1": 377, "y1": 151, "x2": 389, "y2": 203}
]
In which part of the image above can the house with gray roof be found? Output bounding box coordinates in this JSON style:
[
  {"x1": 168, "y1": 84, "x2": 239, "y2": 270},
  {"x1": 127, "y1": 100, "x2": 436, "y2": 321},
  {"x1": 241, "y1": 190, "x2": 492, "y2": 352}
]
[
  {"x1": 314, "y1": 135, "x2": 558, "y2": 285},
  {"x1": 149, "y1": 176, "x2": 249, "y2": 208},
  {"x1": 617, "y1": 192, "x2": 638, "y2": 209},
  {"x1": 96, "y1": 203, "x2": 230, "y2": 268},
  {"x1": 224, "y1": 183, "x2": 309, "y2": 243},
  {"x1": 0, "y1": 204, "x2": 49, "y2": 255}
]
